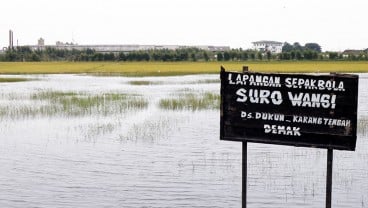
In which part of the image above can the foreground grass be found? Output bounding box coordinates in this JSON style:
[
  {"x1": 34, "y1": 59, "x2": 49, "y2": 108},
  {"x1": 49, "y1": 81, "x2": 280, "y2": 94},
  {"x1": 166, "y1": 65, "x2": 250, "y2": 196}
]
[{"x1": 0, "y1": 61, "x2": 368, "y2": 76}]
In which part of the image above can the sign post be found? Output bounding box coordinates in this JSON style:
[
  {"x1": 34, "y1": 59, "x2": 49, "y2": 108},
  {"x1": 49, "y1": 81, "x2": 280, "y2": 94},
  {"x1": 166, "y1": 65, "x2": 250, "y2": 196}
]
[
  {"x1": 242, "y1": 141, "x2": 247, "y2": 208},
  {"x1": 326, "y1": 148, "x2": 333, "y2": 208},
  {"x1": 242, "y1": 66, "x2": 248, "y2": 208},
  {"x1": 220, "y1": 66, "x2": 359, "y2": 207}
]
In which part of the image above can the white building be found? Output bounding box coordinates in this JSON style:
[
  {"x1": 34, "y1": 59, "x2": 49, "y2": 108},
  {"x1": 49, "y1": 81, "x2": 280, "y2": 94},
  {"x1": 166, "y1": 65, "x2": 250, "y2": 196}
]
[{"x1": 252, "y1": 41, "x2": 283, "y2": 53}]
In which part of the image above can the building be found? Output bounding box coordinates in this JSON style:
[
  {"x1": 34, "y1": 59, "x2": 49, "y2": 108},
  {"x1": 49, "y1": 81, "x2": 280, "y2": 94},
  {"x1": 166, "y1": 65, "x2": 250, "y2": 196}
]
[
  {"x1": 343, "y1": 49, "x2": 364, "y2": 54},
  {"x1": 22, "y1": 38, "x2": 230, "y2": 53},
  {"x1": 252, "y1": 40, "x2": 283, "y2": 53},
  {"x1": 342, "y1": 49, "x2": 367, "y2": 59},
  {"x1": 27, "y1": 42, "x2": 230, "y2": 53},
  {"x1": 3, "y1": 30, "x2": 230, "y2": 53},
  {"x1": 38, "y1": 38, "x2": 45, "y2": 47}
]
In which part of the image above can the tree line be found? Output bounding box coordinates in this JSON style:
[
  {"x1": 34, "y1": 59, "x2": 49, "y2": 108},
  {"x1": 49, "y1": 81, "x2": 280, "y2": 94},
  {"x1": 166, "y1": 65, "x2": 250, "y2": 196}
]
[{"x1": 0, "y1": 45, "x2": 367, "y2": 62}]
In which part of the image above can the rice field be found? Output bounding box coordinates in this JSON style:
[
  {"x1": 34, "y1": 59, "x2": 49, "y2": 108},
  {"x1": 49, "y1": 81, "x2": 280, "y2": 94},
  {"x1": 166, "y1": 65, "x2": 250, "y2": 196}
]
[{"x1": 1, "y1": 61, "x2": 368, "y2": 76}]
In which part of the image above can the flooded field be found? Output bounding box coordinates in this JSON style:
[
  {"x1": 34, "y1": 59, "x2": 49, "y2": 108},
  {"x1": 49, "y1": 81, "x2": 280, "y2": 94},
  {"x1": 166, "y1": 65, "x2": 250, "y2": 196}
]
[{"x1": 0, "y1": 74, "x2": 367, "y2": 208}]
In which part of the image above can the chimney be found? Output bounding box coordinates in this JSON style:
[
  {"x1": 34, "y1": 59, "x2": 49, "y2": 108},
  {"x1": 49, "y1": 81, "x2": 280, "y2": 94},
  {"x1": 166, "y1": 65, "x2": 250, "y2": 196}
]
[{"x1": 9, "y1": 30, "x2": 14, "y2": 50}]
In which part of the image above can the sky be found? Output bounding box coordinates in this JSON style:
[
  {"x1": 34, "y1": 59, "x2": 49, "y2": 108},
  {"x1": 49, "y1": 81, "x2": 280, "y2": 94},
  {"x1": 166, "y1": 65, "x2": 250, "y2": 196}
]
[{"x1": 1, "y1": 0, "x2": 367, "y2": 52}]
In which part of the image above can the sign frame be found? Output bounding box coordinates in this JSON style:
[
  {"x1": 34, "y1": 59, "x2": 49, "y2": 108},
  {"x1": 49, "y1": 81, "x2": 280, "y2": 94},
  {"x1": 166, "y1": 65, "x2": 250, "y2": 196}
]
[{"x1": 220, "y1": 68, "x2": 359, "y2": 151}]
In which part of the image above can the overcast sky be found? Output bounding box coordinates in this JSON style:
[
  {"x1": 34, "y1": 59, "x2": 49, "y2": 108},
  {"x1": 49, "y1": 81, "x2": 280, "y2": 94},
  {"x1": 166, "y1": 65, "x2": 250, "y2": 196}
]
[{"x1": 1, "y1": 0, "x2": 367, "y2": 51}]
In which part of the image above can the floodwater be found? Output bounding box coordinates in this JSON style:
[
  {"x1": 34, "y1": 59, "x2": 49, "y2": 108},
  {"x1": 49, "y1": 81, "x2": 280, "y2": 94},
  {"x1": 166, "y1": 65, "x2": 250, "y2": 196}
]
[{"x1": 0, "y1": 74, "x2": 367, "y2": 208}]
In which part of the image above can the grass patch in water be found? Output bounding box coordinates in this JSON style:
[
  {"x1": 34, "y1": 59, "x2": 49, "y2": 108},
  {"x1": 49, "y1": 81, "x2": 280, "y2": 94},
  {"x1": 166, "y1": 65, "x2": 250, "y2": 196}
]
[
  {"x1": 119, "y1": 115, "x2": 176, "y2": 142},
  {"x1": 0, "y1": 77, "x2": 32, "y2": 82},
  {"x1": 358, "y1": 117, "x2": 368, "y2": 136},
  {"x1": 128, "y1": 80, "x2": 163, "y2": 85},
  {"x1": 159, "y1": 92, "x2": 220, "y2": 111},
  {"x1": 187, "y1": 79, "x2": 220, "y2": 84},
  {"x1": 0, "y1": 91, "x2": 148, "y2": 119},
  {"x1": 31, "y1": 91, "x2": 79, "y2": 100}
]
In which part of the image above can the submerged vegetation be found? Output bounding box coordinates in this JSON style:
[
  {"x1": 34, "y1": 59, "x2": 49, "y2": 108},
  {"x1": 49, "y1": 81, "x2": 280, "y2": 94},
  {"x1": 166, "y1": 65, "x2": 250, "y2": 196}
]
[
  {"x1": 0, "y1": 91, "x2": 148, "y2": 119},
  {"x1": 120, "y1": 115, "x2": 175, "y2": 142},
  {"x1": 0, "y1": 77, "x2": 32, "y2": 82},
  {"x1": 159, "y1": 92, "x2": 220, "y2": 111},
  {"x1": 186, "y1": 79, "x2": 220, "y2": 84},
  {"x1": 128, "y1": 80, "x2": 163, "y2": 85}
]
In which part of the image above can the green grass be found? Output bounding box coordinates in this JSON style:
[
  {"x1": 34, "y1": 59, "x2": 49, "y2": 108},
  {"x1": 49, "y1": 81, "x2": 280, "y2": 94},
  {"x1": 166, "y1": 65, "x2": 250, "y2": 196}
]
[
  {"x1": 128, "y1": 80, "x2": 163, "y2": 85},
  {"x1": 31, "y1": 91, "x2": 79, "y2": 100},
  {"x1": 0, "y1": 91, "x2": 148, "y2": 119},
  {"x1": 0, "y1": 77, "x2": 32, "y2": 82},
  {"x1": 187, "y1": 79, "x2": 220, "y2": 84},
  {"x1": 159, "y1": 92, "x2": 220, "y2": 111},
  {"x1": 0, "y1": 61, "x2": 368, "y2": 76}
]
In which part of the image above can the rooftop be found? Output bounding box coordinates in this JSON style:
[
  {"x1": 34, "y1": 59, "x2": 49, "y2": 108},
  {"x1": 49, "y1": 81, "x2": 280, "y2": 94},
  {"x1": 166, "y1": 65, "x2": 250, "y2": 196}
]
[{"x1": 252, "y1": 40, "x2": 283, "y2": 45}]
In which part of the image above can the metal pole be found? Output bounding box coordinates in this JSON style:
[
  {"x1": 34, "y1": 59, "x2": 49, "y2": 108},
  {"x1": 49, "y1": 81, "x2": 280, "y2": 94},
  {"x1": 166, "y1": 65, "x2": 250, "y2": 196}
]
[
  {"x1": 242, "y1": 141, "x2": 247, "y2": 208},
  {"x1": 242, "y1": 66, "x2": 248, "y2": 208},
  {"x1": 243, "y1": 66, "x2": 249, "y2": 72},
  {"x1": 326, "y1": 148, "x2": 333, "y2": 208}
]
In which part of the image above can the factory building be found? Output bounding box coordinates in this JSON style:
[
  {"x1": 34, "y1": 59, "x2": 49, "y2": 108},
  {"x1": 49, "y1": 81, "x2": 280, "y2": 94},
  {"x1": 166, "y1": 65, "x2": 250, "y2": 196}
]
[
  {"x1": 0, "y1": 30, "x2": 14, "y2": 53},
  {"x1": 252, "y1": 40, "x2": 283, "y2": 53},
  {"x1": 2, "y1": 31, "x2": 230, "y2": 53},
  {"x1": 9, "y1": 30, "x2": 14, "y2": 49},
  {"x1": 26, "y1": 39, "x2": 230, "y2": 53}
]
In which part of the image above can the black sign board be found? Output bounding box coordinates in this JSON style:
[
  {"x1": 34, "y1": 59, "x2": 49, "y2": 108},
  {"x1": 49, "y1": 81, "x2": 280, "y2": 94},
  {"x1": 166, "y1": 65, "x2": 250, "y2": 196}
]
[{"x1": 220, "y1": 70, "x2": 359, "y2": 151}]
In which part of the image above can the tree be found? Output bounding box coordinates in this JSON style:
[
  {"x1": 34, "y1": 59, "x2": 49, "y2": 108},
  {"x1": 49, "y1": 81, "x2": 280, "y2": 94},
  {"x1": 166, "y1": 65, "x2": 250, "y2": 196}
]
[
  {"x1": 293, "y1": 42, "x2": 303, "y2": 51},
  {"x1": 104, "y1": 53, "x2": 115, "y2": 61},
  {"x1": 203, "y1": 52, "x2": 209, "y2": 61},
  {"x1": 282, "y1": 42, "x2": 293, "y2": 52},
  {"x1": 118, "y1": 52, "x2": 127, "y2": 61},
  {"x1": 190, "y1": 53, "x2": 197, "y2": 61},
  {"x1": 328, "y1": 52, "x2": 338, "y2": 60},
  {"x1": 30, "y1": 53, "x2": 41, "y2": 62},
  {"x1": 93, "y1": 53, "x2": 104, "y2": 61},
  {"x1": 223, "y1": 52, "x2": 231, "y2": 61},
  {"x1": 241, "y1": 51, "x2": 248, "y2": 60},
  {"x1": 217, "y1": 53, "x2": 223, "y2": 61},
  {"x1": 86, "y1": 48, "x2": 95, "y2": 55},
  {"x1": 280, "y1": 52, "x2": 291, "y2": 60},
  {"x1": 230, "y1": 51, "x2": 237, "y2": 61},
  {"x1": 266, "y1": 51, "x2": 271, "y2": 61},
  {"x1": 303, "y1": 50, "x2": 313, "y2": 60},
  {"x1": 5, "y1": 51, "x2": 17, "y2": 61},
  {"x1": 178, "y1": 52, "x2": 189, "y2": 61},
  {"x1": 304, "y1": 43, "x2": 322, "y2": 53},
  {"x1": 290, "y1": 51, "x2": 296, "y2": 59},
  {"x1": 295, "y1": 51, "x2": 302, "y2": 60},
  {"x1": 257, "y1": 52, "x2": 263, "y2": 60}
]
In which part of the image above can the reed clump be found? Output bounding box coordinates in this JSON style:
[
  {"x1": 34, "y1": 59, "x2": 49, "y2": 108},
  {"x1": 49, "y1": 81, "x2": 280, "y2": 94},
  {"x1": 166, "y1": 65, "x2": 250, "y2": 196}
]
[
  {"x1": 0, "y1": 77, "x2": 32, "y2": 82},
  {"x1": 0, "y1": 91, "x2": 148, "y2": 119},
  {"x1": 159, "y1": 92, "x2": 220, "y2": 111},
  {"x1": 128, "y1": 80, "x2": 163, "y2": 85}
]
